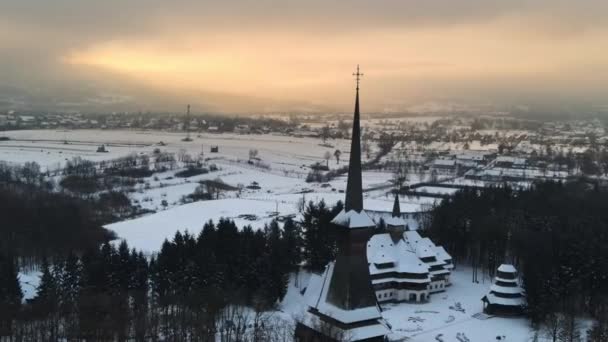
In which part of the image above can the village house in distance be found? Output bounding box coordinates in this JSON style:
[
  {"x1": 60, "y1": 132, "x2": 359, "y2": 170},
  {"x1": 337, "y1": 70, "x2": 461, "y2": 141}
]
[{"x1": 295, "y1": 67, "x2": 453, "y2": 341}]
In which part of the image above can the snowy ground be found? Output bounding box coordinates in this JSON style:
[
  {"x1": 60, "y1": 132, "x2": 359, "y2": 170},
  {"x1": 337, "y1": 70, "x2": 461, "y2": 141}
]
[
  {"x1": 4, "y1": 129, "x2": 589, "y2": 340},
  {"x1": 415, "y1": 186, "x2": 459, "y2": 195},
  {"x1": 0, "y1": 129, "x2": 359, "y2": 174},
  {"x1": 381, "y1": 268, "x2": 533, "y2": 342},
  {"x1": 18, "y1": 271, "x2": 42, "y2": 301},
  {"x1": 0, "y1": 129, "x2": 442, "y2": 253},
  {"x1": 106, "y1": 191, "x2": 438, "y2": 253},
  {"x1": 280, "y1": 267, "x2": 537, "y2": 342},
  {"x1": 106, "y1": 198, "x2": 296, "y2": 251}
]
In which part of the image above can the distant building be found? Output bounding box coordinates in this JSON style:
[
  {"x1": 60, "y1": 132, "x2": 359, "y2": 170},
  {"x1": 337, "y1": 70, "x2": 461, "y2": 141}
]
[
  {"x1": 431, "y1": 158, "x2": 457, "y2": 175},
  {"x1": 453, "y1": 151, "x2": 495, "y2": 169},
  {"x1": 494, "y1": 156, "x2": 527, "y2": 169},
  {"x1": 234, "y1": 124, "x2": 251, "y2": 134}
]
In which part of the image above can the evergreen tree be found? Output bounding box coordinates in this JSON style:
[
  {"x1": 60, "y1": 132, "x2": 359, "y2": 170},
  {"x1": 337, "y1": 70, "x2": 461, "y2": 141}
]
[
  {"x1": 282, "y1": 218, "x2": 303, "y2": 270},
  {"x1": 0, "y1": 253, "x2": 22, "y2": 336},
  {"x1": 303, "y1": 200, "x2": 338, "y2": 272},
  {"x1": 32, "y1": 258, "x2": 59, "y2": 313},
  {"x1": 263, "y1": 220, "x2": 289, "y2": 304}
]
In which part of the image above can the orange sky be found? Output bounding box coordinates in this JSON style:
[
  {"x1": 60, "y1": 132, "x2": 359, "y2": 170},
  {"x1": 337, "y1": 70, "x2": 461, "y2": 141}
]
[{"x1": 2, "y1": 1, "x2": 608, "y2": 113}]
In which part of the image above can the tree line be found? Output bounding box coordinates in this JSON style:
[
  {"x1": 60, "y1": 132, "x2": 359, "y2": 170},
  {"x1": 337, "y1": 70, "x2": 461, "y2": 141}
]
[
  {"x1": 0, "y1": 171, "x2": 115, "y2": 266},
  {"x1": 0, "y1": 199, "x2": 342, "y2": 340},
  {"x1": 427, "y1": 180, "x2": 608, "y2": 340}
]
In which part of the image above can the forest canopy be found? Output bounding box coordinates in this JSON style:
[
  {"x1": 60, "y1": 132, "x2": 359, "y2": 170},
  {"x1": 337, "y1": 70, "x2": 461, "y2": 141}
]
[{"x1": 427, "y1": 180, "x2": 608, "y2": 329}]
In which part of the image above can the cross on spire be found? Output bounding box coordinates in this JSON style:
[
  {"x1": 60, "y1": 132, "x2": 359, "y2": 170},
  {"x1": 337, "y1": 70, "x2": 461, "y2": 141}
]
[{"x1": 353, "y1": 64, "x2": 363, "y2": 91}]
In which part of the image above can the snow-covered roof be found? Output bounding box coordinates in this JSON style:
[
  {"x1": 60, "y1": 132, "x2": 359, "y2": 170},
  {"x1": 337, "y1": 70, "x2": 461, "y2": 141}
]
[
  {"x1": 373, "y1": 250, "x2": 397, "y2": 265},
  {"x1": 304, "y1": 262, "x2": 384, "y2": 324},
  {"x1": 366, "y1": 211, "x2": 422, "y2": 230},
  {"x1": 454, "y1": 152, "x2": 488, "y2": 161},
  {"x1": 331, "y1": 209, "x2": 376, "y2": 229},
  {"x1": 495, "y1": 156, "x2": 526, "y2": 165},
  {"x1": 497, "y1": 264, "x2": 517, "y2": 273},
  {"x1": 432, "y1": 159, "x2": 456, "y2": 167},
  {"x1": 298, "y1": 310, "x2": 389, "y2": 341},
  {"x1": 404, "y1": 230, "x2": 422, "y2": 244},
  {"x1": 434, "y1": 246, "x2": 452, "y2": 262},
  {"x1": 385, "y1": 216, "x2": 406, "y2": 227},
  {"x1": 490, "y1": 284, "x2": 524, "y2": 295},
  {"x1": 483, "y1": 293, "x2": 525, "y2": 307},
  {"x1": 371, "y1": 276, "x2": 430, "y2": 285},
  {"x1": 495, "y1": 276, "x2": 519, "y2": 283},
  {"x1": 343, "y1": 323, "x2": 390, "y2": 341},
  {"x1": 413, "y1": 238, "x2": 437, "y2": 259},
  {"x1": 367, "y1": 233, "x2": 430, "y2": 276}
]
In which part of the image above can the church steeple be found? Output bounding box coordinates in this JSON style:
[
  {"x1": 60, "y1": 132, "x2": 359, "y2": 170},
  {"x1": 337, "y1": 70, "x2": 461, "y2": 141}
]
[
  {"x1": 295, "y1": 66, "x2": 387, "y2": 342},
  {"x1": 345, "y1": 65, "x2": 364, "y2": 212},
  {"x1": 392, "y1": 192, "x2": 401, "y2": 218}
]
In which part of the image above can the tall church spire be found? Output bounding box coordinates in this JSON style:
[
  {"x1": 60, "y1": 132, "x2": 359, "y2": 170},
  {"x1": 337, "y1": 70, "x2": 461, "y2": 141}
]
[
  {"x1": 392, "y1": 193, "x2": 401, "y2": 218},
  {"x1": 345, "y1": 65, "x2": 364, "y2": 212},
  {"x1": 295, "y1": 66, "x2": 387, "y2": 341}
]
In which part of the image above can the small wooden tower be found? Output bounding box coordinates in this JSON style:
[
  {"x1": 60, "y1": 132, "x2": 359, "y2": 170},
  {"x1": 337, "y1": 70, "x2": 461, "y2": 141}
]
[
  {"x1": 482, "y1": 232, "x2": 525, "y2": 315},
  {"x1": 482, "y1": 264, "x2": 525, "y2": 315}
]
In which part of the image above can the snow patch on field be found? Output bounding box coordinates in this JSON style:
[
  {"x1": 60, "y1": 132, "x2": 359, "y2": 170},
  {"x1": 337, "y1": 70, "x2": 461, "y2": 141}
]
[
  {"x1": 414, "y1": 186, "x2": 459, "y2": 195},
  {"x1": 19, "y1": 271, "x2": 41, "y2": 301},
  {"x1": 106, "y1": 198, "x2": 297, "y2": 252},
  {"x1": 108, "y1": 191, "x2": 437, "y2": 253}
]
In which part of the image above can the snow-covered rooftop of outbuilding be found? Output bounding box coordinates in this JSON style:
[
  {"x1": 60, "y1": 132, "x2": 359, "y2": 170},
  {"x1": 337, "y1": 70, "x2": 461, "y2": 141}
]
[
  {"x1": 490, "y1": 284, "x2": 524, "y2": 295},
  {"x1": 497, "y1": 264, "x2": 517, "y2": 273}
]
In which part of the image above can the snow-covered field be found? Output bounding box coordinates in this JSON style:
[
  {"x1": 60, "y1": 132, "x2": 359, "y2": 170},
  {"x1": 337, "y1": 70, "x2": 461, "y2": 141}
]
[
  {"x1": 106, "y1": 198, "x2": 296, "y2": 251},
  {"x1": 415, "y1": 186, "x2": 459, "y2": 195},
  {"x1": 0, "y1": 129, "x2": 442, "y2": 253},
  {"x1": 5, "y1": 129, "x2": 589, "y2": 340},
  {"x1": 0, "y1": 129, "x2": 358, "y2": 174},
  {"x1": 107, "y1": 191, "x2": 438, "y2": 253}
]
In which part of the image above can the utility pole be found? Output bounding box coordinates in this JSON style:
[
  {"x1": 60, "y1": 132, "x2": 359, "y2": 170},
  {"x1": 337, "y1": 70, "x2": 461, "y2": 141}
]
[{"x1": 183, "y1": 104, "x2": 192, "y2": 141}]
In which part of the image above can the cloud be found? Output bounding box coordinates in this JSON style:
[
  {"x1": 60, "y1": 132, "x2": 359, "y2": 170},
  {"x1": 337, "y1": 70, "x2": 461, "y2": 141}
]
[{"x1": 1, "y1": 0, "x2": 608, "y2": 113}]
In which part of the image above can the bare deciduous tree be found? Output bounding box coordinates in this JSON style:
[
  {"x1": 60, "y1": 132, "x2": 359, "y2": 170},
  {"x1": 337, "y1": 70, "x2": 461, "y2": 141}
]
[
  {"x1": 334, "y1": 149, "x2": 342, "y2": 164},
  {"x1": 323, "y1": 151, "x2": 332, "y2": 168},
  {"x1": 249, "y1": 149, "x2": 259, "y2": 161}
]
